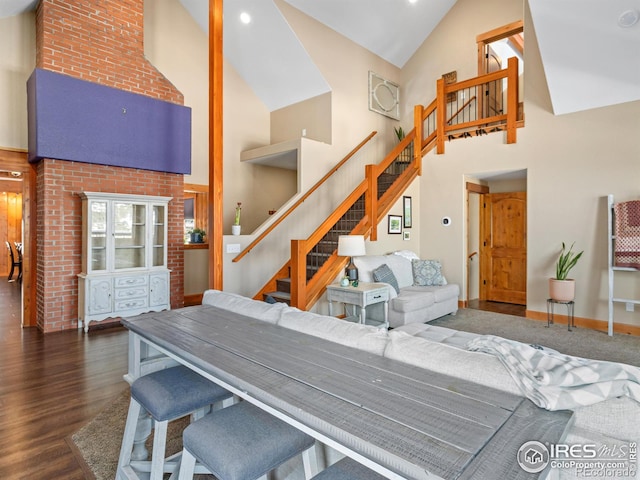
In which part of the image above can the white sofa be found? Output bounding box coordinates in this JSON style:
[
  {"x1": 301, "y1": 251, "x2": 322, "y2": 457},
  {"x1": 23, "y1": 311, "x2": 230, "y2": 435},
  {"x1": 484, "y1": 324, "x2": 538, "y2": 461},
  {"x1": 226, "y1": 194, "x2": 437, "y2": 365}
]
[
  {"x1": 353, "y1": 251, "x2": 459, "y2": 328},
  {"x1": 201, "y1": 289, "x2": 640, "y2": 480}
]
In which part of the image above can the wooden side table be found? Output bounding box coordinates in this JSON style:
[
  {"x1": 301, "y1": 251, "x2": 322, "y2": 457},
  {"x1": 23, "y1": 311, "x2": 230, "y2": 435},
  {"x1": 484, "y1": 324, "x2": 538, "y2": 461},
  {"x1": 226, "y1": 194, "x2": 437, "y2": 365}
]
[
  {"x1": 546, "y1": 298, "x2": 575, "y2": 331},
  {"x1": 326, "y1": 282, "x2": 389, "y2": 329}
]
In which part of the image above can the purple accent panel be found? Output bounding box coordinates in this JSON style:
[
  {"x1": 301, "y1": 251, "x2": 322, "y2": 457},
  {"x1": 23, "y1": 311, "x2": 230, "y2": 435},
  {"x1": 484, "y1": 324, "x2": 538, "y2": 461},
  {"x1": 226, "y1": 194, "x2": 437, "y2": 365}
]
[{"x1": 27, "y1": 69, "x2": 191, "y2": 174}]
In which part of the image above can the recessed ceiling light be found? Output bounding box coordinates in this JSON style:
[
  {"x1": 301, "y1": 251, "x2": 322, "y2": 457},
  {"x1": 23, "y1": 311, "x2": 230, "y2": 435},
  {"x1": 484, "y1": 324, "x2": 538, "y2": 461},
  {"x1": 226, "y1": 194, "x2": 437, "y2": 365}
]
[
  {"x1": 240, "y1": 12, "x2": 251, "y2": 25},
  {"x1": 408, "y1": 0, "x2": 418, "y2": 4},
  {"x1": 618, "y1": 9, "x2": 639, "y2": 28}
]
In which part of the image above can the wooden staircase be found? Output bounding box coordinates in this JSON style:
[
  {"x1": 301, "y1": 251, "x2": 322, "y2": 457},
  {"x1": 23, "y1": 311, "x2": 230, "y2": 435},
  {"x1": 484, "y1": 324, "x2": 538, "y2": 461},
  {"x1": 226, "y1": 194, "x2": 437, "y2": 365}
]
[{"x1": 252, "y1": 58, "x2": 523, "y2": 310}]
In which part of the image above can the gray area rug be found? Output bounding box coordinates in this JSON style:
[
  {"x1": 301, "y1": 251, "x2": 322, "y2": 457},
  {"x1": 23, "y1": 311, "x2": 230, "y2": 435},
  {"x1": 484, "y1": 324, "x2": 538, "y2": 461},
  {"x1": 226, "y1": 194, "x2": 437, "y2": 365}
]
[
  {"x1": 70, "y1": 390, "x2": 195, "y2": 480},
  {"x1": 71, "y1": 308, "x2": 640, "y2": 478},
  {"x1": 431, "y1": 308, "x2": 640, "y2": 367}
]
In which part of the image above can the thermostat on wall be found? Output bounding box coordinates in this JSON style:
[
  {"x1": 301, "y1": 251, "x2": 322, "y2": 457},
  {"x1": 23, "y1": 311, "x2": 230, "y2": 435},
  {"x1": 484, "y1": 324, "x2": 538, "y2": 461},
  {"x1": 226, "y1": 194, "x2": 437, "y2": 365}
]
[{"x1": 441, "y1": 216, "x2": 452, "y2": 226}]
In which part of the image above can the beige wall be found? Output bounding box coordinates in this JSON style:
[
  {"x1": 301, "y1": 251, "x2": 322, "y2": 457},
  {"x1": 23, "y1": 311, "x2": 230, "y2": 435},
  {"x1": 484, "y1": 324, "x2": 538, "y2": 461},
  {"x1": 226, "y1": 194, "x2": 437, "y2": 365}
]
[
  {"x1": 271, "y1": 92, "x2": 332, "y2": 144},
  {"x1": 403, "y1": 0, "x2": 640, "y2": 328},
  {"x1": 0, "y1": 13, "x2": 35, "y2": 150}
]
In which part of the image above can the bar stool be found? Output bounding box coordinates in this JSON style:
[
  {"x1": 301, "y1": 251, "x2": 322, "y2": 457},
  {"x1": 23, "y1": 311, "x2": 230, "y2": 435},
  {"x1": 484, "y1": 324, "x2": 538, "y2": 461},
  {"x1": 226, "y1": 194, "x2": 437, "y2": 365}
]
[
  {"x1": 311, "y1": 457, "x2": 387, "y2": 479},
  {"x1": 117, "y1": 365, "x2": 234, "y2": 480},
  {"x1": 177, "y1": 400, "x2": 318, "y2": 480}
]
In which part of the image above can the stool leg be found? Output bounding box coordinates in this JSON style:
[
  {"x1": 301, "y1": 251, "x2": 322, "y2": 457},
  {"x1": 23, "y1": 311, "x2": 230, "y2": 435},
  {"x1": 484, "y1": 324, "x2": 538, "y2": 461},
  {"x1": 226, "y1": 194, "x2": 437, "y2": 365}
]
[
  {"x1": 177, "y1": 449, "x2": 197, "y2": 480},
  {"x1": 150, "y1": 419, "x2": 169, "y2": 480},
  {"x1": 302, "y1": 443, "x2": 320, "y2": 479},
  {"x1": 117, "y1": 399, "x2": 142, "y2": 479},
  {"x1": 132, "y1": 406, "x2": 152, "y2": 461}
]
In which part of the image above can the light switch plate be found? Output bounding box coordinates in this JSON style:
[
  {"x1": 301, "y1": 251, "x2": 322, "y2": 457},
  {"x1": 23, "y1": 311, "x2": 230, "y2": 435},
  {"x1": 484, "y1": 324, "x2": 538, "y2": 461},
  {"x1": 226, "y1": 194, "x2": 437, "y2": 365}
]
[{"x1": 226, "y1": 243, "x2": 241, "y2": 253}]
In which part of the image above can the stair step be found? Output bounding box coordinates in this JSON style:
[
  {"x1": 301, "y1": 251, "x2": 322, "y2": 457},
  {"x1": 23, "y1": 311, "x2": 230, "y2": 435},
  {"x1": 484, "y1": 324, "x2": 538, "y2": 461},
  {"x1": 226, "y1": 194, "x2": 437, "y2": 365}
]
[
  {"x1": 263, "y1": 291, "x2": 291, "y2": 305},
  {"x1": 276, "y1": 277, "x2": 291, "y2": 293}
]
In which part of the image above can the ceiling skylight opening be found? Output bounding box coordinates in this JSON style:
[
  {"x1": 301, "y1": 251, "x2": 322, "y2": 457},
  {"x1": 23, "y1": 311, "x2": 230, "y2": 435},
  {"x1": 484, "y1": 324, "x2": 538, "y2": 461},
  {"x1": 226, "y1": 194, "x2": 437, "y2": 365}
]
[{"x1": 240, "y1": 12, "x2": 251, "y2": 25}]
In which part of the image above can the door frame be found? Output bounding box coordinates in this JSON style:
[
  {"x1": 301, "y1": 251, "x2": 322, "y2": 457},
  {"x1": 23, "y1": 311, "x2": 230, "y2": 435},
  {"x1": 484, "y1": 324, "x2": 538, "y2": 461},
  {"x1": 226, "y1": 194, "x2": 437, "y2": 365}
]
[
  {"x1": 466, "y1": 182, "x2": 489, "y2": 304},
  {"x1": 477, "y1": 20, "x2": 523, "y2": 76},
  {"x1": 0, "y1": 148, "x2": 36, "y2": 327},
  {"x1": 476, "y1": 20, "x2": 523, "y2": 122}
]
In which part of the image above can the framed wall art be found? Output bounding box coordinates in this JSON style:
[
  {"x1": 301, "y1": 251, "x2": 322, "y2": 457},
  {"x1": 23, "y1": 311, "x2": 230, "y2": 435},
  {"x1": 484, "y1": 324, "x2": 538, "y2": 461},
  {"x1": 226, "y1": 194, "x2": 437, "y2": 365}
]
[
  {"x1": 388, "y1": 215, "x2": 402, "y2": 234},
  {"x1": 369, "y1": 71, "x2": 400, "y2": 120},
  {"x1": 403, "y1": 196, "x2": 412, "y2": 228}
]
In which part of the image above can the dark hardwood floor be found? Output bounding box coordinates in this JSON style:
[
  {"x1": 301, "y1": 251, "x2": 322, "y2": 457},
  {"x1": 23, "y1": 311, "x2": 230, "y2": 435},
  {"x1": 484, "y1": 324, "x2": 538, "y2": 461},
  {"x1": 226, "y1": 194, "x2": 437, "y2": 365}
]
[
  {"x1": 467, "y1": 299, "x2": 526, "y2": 317},
  {"x1": 0, "y1": 280, "x2": 129, "y2": 479}
]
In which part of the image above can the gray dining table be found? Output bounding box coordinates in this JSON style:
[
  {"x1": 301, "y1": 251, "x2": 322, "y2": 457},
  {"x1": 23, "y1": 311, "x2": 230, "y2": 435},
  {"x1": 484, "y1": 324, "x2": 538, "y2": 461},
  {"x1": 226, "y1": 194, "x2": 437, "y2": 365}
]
[{"x1": 122, "y1": 304, "x2": 572, "y2": 480}]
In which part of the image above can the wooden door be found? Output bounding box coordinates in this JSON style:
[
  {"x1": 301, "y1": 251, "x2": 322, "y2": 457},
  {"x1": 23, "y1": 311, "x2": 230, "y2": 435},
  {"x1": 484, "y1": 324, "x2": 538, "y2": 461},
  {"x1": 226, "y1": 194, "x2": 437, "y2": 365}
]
[{"x1": 480, "y1": 192, "x2": 527, "y2": 304}]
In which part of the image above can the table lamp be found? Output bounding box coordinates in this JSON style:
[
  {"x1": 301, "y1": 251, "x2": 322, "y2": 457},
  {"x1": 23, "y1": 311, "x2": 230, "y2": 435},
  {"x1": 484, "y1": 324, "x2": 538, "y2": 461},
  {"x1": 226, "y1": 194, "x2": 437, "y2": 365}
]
[{"x1": 337, "y1": 235, "x2": 366, "y2": 282}]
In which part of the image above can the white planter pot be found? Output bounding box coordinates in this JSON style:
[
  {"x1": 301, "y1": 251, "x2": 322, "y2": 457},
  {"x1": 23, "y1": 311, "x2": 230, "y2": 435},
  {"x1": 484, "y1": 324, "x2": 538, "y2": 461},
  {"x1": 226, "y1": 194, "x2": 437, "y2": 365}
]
[
  {"x1": 231, "y1": 224, "x2": 241, "y2": 236},
  {"x1": 549, "y1": 278, "x2": 575, "y2": 302}
]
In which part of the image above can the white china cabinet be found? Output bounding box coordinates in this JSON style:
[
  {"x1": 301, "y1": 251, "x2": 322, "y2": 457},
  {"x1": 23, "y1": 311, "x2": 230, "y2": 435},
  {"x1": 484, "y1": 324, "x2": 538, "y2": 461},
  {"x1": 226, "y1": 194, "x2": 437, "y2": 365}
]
[{"x1": 78, "y1": 192, "x2": 172, "y2": 332}]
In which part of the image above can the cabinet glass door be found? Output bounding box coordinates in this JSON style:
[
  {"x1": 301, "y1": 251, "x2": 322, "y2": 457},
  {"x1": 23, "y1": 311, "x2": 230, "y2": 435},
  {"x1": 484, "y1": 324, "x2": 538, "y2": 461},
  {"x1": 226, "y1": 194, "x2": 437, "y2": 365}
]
[
  {"x1": 114, "y1": 202, "x2": 146, "y2": 269},
  {"x1": 151, "y1": 205, "x2": 166, "y2": 267},
  {"x1": 90, "y1": 201, "x2": 107, "y2": 271}
]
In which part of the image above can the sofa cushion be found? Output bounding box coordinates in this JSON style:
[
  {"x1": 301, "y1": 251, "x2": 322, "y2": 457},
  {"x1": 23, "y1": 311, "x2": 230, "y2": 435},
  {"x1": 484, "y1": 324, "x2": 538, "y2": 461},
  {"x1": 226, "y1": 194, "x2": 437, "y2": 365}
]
[
  {"x1": 400, "y1": 284, "x2": 460, "y2": 303},
  {"x1": 353, "y1": 255, "x2": 387, "y2": 283},
  {"x1": 278, "y1": 309, "x2": 389, "y2": 356},
  {"x1": 391, "y1": 290, "x2": 435, "y2": 313},
  {"x1": 383, "y1": 331, "x2": 522, "y2": 396},
  {"x1": 384, "y1": 254, "x2": 413, "y2": 288},
  {"x1": 372, "y1": 264, "x2": 400, "y2": 294},
  {"x1": 394, "y1": 323, "x2": 479, "y2": 349},
  {"x1": 412, "y1": 259, "x2": 447, "y2": 286},
  {"x1": 201, "y1": 290, "x2": 288, "y2": 324}
]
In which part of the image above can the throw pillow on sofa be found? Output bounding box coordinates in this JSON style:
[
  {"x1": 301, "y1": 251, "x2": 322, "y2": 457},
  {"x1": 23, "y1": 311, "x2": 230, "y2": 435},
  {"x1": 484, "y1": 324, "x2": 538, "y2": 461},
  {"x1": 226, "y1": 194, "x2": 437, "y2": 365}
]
[
  {"x1": 372, "y1": 263, "x2": 400, "y2": 294},
  {"x1": 412, "y1": 259, "x2": 447, "y2": 286}
]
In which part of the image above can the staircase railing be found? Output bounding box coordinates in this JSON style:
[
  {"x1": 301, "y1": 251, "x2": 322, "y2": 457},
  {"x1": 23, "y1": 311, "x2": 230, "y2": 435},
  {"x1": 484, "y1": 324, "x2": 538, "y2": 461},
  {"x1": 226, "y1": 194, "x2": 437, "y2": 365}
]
[
  {"x1": 233, "y1": 131, "x2": 378, "y2": 263},
  {"x1": 256, "y1": 59, "x2": 521, "y2": 310},
  {"x1": 426, "y1": 56, "x2": 520, "y2": 154}
]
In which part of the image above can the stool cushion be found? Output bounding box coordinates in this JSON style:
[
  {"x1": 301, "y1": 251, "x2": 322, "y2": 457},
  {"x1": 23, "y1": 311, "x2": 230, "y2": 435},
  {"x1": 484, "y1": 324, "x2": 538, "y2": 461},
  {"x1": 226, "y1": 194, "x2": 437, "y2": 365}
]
[
  {"x1": 183, "y1": 401, "x2": 315, "y2": 480},
  {"x1": 312, "y1": 457, "x2": 387, "y2": 480},
  {"x1": 131, "y1": 366, "x2": 231, "y2": 421}
]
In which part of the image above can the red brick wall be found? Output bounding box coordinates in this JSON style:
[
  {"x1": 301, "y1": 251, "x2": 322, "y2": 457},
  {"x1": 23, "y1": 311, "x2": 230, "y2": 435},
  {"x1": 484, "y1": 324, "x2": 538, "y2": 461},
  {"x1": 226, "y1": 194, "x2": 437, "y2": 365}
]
[
  {"x1": 35, "y1": 0, "x2": 186, "y2": 332},
  {"x1": 36, "y1": 0, "x2": 183, "y2": 104}
]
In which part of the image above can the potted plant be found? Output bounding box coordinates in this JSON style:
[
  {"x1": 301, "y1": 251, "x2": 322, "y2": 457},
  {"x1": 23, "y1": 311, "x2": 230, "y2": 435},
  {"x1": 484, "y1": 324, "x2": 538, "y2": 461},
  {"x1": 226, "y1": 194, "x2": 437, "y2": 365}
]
[
  {"x1": 231, "y1": 202, "x2": 242, "y2": 235},
  {"x1": 549, "y1": 242, "x2": 583, "y2": 301},
  {"x1": 188, "y1": 227, "x2": 206, "y2": 244},
  {"x1": 394, "y1": 126, "x2": 406, "y2": 142}
]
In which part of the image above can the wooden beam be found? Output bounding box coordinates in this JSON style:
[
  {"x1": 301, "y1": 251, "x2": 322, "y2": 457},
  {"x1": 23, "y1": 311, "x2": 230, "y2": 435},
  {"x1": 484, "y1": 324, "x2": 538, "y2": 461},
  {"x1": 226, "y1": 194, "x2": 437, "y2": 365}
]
[{"x1": 209, "y1": 0, "x2": 223, "y2": 289}]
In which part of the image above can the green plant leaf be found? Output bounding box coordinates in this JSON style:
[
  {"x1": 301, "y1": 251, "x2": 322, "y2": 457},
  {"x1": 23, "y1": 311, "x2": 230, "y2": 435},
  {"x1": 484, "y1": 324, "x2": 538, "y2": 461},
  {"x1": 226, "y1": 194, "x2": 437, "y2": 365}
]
[{"x1": 555, "y1": 242, "x2": 583, "y2": 280}]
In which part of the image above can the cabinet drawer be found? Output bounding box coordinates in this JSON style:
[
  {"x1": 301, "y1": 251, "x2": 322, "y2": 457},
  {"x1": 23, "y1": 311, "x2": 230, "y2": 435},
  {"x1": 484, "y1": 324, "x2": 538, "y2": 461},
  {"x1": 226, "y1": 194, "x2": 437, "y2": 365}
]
[
  {"x1": 114, "y1": 287, "x2": 148, "y2": 300},
  {"x1": 114, "y1": 297, "x2": 148, "y2": 312},
  {"x1": 366, "y1": 289, "x2": 389, "y2": 304},
  {"x1": 327, "y1": 289, "x2": 359, "y2": 304},
  {"x1": 115, "y1": 275, "x2": 148, "y2": 288}
]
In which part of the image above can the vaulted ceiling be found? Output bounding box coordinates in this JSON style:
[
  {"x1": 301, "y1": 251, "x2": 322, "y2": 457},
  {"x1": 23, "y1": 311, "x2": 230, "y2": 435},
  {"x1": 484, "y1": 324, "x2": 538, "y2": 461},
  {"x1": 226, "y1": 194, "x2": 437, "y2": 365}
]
[{"x1": 3, "y1": 0, "x2": 640, "y2": 115}]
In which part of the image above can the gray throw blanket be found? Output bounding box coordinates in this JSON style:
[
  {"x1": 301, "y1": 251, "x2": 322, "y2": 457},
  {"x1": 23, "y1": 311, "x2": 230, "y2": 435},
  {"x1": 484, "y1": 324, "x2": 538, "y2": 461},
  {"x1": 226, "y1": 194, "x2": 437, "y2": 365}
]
[{"x1": 467, "y1": 335, "x2": 640, "y2": 411}]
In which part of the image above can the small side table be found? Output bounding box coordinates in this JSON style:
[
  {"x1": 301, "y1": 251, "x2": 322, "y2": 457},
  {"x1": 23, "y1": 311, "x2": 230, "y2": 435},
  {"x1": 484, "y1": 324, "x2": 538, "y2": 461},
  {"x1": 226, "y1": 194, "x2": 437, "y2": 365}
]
[
  {"x1": 546, "y1": 299, "x2": 575, "y2": 331},
  {"x1": 326, "y1": 282, "x2": 389, "y2": 329}
]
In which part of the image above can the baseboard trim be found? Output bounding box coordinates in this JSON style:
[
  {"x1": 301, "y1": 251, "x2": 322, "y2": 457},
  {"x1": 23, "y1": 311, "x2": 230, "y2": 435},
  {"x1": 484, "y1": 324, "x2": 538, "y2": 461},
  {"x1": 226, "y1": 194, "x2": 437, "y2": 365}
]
[{"x1": 526, "y1": 309, "x2": 640, "y2": 336}]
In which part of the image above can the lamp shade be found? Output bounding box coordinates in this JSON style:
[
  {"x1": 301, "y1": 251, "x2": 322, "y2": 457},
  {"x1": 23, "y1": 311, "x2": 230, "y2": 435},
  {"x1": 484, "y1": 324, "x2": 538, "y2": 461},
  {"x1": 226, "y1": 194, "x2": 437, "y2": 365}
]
[{"x1": 337, "y1": 235, "x2": 366, "y2": 257}]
